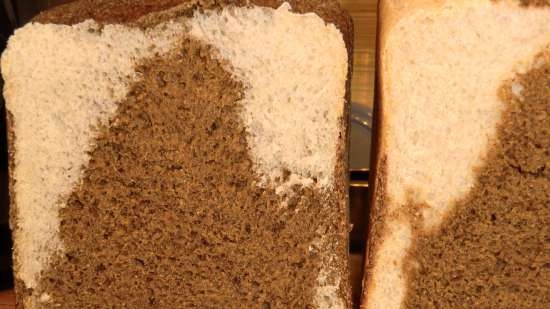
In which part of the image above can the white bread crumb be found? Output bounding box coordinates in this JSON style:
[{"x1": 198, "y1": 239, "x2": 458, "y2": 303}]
[
  {"x1": 511, "y1": 82, "x2": 525, "y2": 100},
  {"x1": 39, "y1": 293, "x2": 52, "y2": 303}
]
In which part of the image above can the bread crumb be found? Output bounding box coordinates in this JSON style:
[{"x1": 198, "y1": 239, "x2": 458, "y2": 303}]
[
  {"x1": 188, "y1": 3, "x2": 347, "y2": 191},
  {"x1": 39, "y1": 293, "x2": 52, "y2": 303},
  {"x1": 511, "y1": 82, "x2": 524, "y2": 100}
]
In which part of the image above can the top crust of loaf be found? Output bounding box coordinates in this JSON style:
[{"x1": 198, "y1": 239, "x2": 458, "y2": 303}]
[
  {"x1": 363, "y1": 0, "x2": 549, "y2": 308},
  {"x1": 32, "y1": 0, "x2": 352, "y2": 40}
]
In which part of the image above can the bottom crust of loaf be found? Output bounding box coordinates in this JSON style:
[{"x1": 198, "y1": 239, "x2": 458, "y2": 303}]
[
  {"x1": 18, "y1": 37, "x2": 349, "y2": 309},
  {"x1": 401, "y1": 52, "x2": 549, "y2": 308}
]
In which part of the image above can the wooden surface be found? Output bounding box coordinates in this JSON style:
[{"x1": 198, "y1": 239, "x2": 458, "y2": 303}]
[
  {"x1": 340, "y1": 0, "x2": 377, "y2": 108},
  {"x1": 0, "y1": 290, "x2": 14, "y2": 309}
]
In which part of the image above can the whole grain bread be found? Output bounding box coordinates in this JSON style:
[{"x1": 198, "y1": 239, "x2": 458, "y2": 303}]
[
  {"x1": 2, "y1": 0, "x2": 353, "y2": 308},
  {"x1": 362, "y1": 1, "x2": 549, "y2": 308}
]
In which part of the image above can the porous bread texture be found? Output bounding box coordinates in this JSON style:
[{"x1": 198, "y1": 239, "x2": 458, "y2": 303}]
[
  {"x1": 188, "y1": 6, "x2": 347, "y2": 307},
  {"x1": 384, "y1": 0, "x2": 549, "y2": 230},
  {"x1": 367, "y1": 1, "x2": 550, "y2": 309},
  {"x1": 1, "y1": 20, "x2": 185, "y2": 289},
  {"x1": 310, "y1": 234, "x2": 346, "y2": 309},
  {"x1": 187, "y1": 4, "x2": 348, "y2": 308},
  {"x1": 1, "y1": 3, "x2": 348, "y2": 307},
  {"x1": 188, "y1": 2, "x2": 348, "y2": 192},
  {"x1": 316, "y1": 268, "x2": 345, "y2": 309}
]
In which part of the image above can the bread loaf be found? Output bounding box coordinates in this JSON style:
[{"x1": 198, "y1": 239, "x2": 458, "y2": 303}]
[
  {"x1": 1, "y1": 1, "x2": 353, "y2": 308},
  {"x1": 362, "y1": 1, "x2": 549, "y2": 308}
]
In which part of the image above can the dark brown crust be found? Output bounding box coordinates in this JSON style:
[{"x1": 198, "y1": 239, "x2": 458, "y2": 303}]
[
  {"x1": 359, "y1": 0, "x2": 385, "y2": 308},
  {"x1": 33, "y1": 0, "x2": 189, "y2": 24},
  {"x1": 492, "y1": 0, "x2": 550, "y2": 7},
  {"x1": 519, "y1": 0, "x2": 550, "y2": 7},
  {"x1": 32, "y1": 0, "x2": 353, "y2": 44},
  {"x1": 333, "y1": 3, "x2": 354, "y2": 306},
  {"x1": 7, "y1": 0, "x2": 353, "y2": 308},
  {"x1": 6, "y1": 111, "x2": 25, "y2": 309}
]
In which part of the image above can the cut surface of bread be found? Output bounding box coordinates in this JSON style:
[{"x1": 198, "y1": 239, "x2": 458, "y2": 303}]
[
  {"x1": 363, "y1": 0, "x2": 549, "y2": 309},
  {"x1": 1, "y1": 1, "x2": 353, "y2": 308}
]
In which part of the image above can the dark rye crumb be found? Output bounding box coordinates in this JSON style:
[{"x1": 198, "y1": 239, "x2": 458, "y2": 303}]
[
  {"x1": 403, "y1": 53, "x2": 550, "y2": 308},
  {"x1": 34, "y1": 36, "x2": 347, "y2": 309}
]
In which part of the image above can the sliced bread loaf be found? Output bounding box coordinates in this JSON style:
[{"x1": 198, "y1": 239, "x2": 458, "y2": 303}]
[
  {"x1": 362, "y1": 0, "x2": 549, "y2": 308},
  {"x1": 1, "y1": 1, "x2": 353, "y2": 308}
]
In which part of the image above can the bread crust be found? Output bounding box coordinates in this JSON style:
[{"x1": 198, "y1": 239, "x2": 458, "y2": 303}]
[
  {"x1": 5, "y1": 111, "x2": 25, "y2": 309},
  {"x1": 359, "y1": 2, "x2": 385, "y2": 308},
  {"x1": 7, "y1": 1, "x2": 353, "y2": 308}
]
